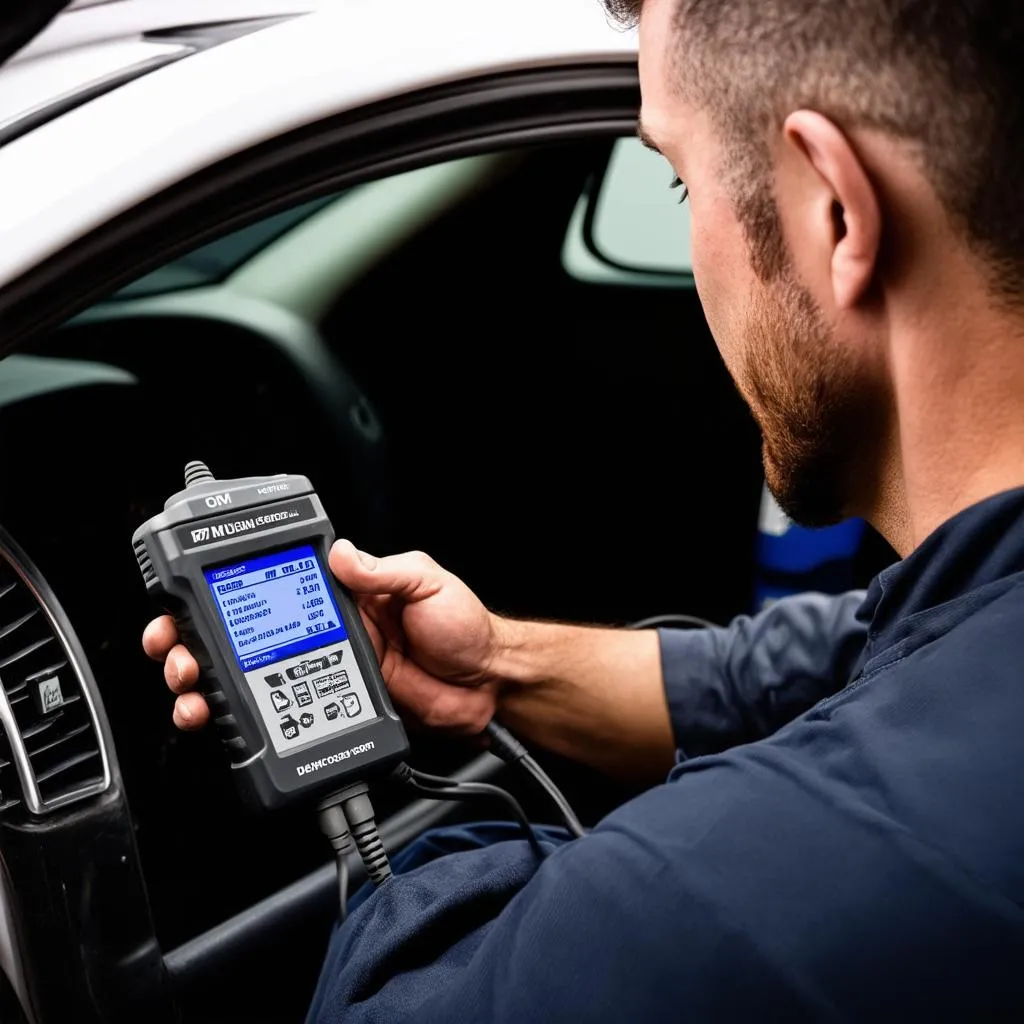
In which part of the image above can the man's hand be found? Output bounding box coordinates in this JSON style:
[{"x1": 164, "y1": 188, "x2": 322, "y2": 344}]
[
  {"x1": 141, "y1": 539, "x2": 505, "y2": 734},
  {"x1": 143, "y1": 541, "x2": 674, "y2": 779}
]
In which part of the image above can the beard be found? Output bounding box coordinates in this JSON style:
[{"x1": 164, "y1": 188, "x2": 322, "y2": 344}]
[
  {"x1": 737, "y1": 273, "x2": 876, "y2": 527},
  {"x1": 721, "y1": 156, "x2": 887, "y2": 528}
]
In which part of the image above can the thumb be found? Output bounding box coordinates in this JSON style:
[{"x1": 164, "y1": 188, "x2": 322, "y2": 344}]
[{"x1": 329, "y1": 539, "x2": 446, "y2": 602}]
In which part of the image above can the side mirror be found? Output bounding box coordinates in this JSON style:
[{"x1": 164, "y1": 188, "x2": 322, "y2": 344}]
[{"x1": 562, "y1": 137, "x2": 694, "y2": 287}]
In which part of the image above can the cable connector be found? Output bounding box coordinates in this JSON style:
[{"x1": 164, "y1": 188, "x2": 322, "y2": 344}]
[
  {"x1": 318, "y1": 780, "x2": 392, "y2": 925},
  {"x1": 391, "y1": 761, "x2": 546, "y2": 860},
  {"x1": 484, "y1": 720, "x2": 528, "y2": 763},
  {"x1": 337, "y1": 781, "x2": 392, "y2": 886},
  {"x1": 318, "y1": 798, "x2": 356, "y2": 857},
  {"x1": 484, "y1": 720, "x2": 586, "y2": 839}
]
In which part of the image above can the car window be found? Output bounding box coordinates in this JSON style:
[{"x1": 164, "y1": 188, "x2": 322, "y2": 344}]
[
  {"x1": 562, "y1": 136, "x2": 693, "y2": 287},
  {"x1": 110, "y1": 193, "x2": 342, "y2": 300},
  {"x1": 104, "y1": 138, "x2": 692, "y2": 306}
]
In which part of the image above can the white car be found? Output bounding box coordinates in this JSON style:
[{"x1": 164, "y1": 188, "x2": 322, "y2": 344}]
[{"x1": 0, "y1": 4, "x2": 884, "y2": 1023}]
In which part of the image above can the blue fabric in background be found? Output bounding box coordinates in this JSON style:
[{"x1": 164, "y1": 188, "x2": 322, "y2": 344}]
[
  {"x1": 753, "y1": 483, "x2": 867, "y2": 611},
  {"x1": 757, "y1": 516, "x2": 867, "y2": 575}
]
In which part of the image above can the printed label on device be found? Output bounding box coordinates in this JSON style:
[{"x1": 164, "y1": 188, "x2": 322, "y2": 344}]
[
  {"x1": 179, "y1": 498, "x2": 318, "y2": 550},
  {"x1": 204, "y1": 544, "x2": 379, "y2": 756}
]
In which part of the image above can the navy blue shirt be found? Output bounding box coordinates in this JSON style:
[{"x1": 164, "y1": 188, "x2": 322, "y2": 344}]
[{"x1": 310, "y1": 489, "x2": 1024, "y2": 1021}]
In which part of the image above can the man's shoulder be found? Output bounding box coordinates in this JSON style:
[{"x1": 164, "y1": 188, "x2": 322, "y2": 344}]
[
  {"x1": 622, "y1": 569, "x2": 1024, "y2": 958},
  {"x1": 898, "y1": 569, "x2": 1024, "y2": 685},
  {"x1": 939, "y1": 570, "x2": 1024, "y2": 654},
  {"x1": 855, "y1": 569, "x2": 1024, "y2": 689},
  {"x1": 591, "y1": 723, "x2": 1024, "y2": 1012}
]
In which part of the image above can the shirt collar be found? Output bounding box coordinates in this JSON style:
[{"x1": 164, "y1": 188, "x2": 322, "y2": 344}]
[{"x1": 862, "y1": 487, "x2": 1024, "y2": 657}]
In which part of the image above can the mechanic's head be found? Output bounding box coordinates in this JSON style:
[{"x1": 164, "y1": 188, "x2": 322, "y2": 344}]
[{"x1": 609, "y1": 0, "x2": 1024, "y2": 537}]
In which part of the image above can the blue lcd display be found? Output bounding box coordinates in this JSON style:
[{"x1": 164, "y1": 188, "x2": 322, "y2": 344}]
[{"x1": 205, "y1": 545, "x2": 349, "y2": 672}]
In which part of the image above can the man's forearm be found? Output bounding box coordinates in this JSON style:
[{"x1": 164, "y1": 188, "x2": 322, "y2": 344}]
[{"x1": 488, "y1": 619, "x2": 675, "y2": 780}]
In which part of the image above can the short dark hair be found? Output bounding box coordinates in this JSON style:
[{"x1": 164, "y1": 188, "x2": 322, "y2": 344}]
[{"x1": 607, "y1": 0, "x2": 1024, "y2": 300}]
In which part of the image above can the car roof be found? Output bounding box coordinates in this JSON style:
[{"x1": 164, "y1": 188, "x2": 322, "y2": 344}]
[
  {"x1": 0, "y1": 0, "x2": 637, "y2": 290},
  {"x1": 0, "y1": 2, "x2": 323, "y2": 140},
  {"x1": 9, "y1": 0, "x2": 321, "y2": 64}
]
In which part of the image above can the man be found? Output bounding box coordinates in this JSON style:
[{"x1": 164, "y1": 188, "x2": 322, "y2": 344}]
[{"x1": 144, "y1": 0, "x2": 1024, "y2": 1018}]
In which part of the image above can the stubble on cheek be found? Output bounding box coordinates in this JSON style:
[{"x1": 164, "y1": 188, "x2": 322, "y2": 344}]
[{"x1": 741, "y1": 278, "x2": 883, "y2": 527}]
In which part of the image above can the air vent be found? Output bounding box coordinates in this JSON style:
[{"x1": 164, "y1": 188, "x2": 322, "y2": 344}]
[{"x1": 0, "y1": 541, "x2": 110, "y2": 815}]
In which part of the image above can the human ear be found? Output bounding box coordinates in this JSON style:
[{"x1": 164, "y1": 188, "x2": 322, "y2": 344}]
[{"x1": 783, "y1": 110, "x2": 881, "y2": 309}]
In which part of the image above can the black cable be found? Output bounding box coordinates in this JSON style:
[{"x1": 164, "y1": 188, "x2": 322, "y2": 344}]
[
  {"x1": 520, "y1": 753, "x2": 586, "y2": 838},
  {"x1": 479, "y1": 614, "x2": 716, "y2": 837},
  {"x1": 415, "y1": 778, "x2": 544, "y2": 860},
  {"x1": 627, "y1": 613, "x2": 718, "y2": 631},
  {"x1": 392, "y1": 763, "x2": 546, "y2": 860},
  {"x1": 397, "y1": 766, "x2": 462, "y2": 788},
  {"x1": 484, "y1": 721, "x2": 586, "y2": 839},
  {"x1": 336, "y1": 852, "x2": 349, "y2": 923},
  {"x1": 319, "y1": 798, "x2": 355, "y2": 920}
]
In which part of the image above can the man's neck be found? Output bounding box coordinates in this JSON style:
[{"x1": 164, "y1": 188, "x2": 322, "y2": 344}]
[{"x1": 877, "y1": 289, "x2": 1024, "y2": 558}]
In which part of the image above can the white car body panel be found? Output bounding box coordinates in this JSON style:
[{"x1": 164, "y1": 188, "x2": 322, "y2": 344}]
[
  {"x1": 0, "y1": 0, "x2": 636, "y2": 288},
  {"x1": 11, "y1": 1, "x2": 317, "y2": 63},
  {"x1": 0, "y1": 38, "x2": 185, "y2": 127}
]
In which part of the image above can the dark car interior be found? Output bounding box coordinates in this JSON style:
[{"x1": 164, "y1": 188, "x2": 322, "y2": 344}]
[{"x1": 0, "y1": 135, "x2": 897, "y2": 1022}]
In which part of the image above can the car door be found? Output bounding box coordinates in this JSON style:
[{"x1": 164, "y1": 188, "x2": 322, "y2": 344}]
[{"x1": 0, "y1": 9, "x2": 655, "y2": 1024}]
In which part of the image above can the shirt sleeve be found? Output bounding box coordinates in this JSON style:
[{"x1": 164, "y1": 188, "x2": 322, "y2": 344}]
[{"x1": 658, "y1": 590, "x2": 869, "y2": 758}]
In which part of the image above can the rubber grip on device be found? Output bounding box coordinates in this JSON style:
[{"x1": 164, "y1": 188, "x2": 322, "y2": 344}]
[{"x1": 169, "y1": 600, "x2": 252, "y2": 763}]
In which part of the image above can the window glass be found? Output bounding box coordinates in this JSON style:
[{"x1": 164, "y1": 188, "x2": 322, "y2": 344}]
[
  {"x1": 110, "y1": 194, "x2": 341, "y2": 300},
  {"x1": 562, "y1": 136, "x2": 693, "y2": 285}
]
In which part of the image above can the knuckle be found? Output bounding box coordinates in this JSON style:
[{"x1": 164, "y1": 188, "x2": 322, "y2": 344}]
[
  {"x1": 163, "y1": 660, "x2": 179, "y2": 690},
  {"x1": 407, "y1": 550, "x2": 436, "y2": 570},
  {"x1": 420, "y1": 689, "x2": 467, "y2": 732},
  {"x1": 142, "y1": 622, "x2": 166, "y2": 657},
  {"x1": 419, "y1": 703, "x2": 448, "y2": 731},
  {"x1": 164, "y1": 647, "x2": 195, "y2": 692},
  {"x1": 467, "y1": 704, "x2": 493, "y2": 735},
  {"x1": 176, "y1": 693, "x2": 207, "y2": 729}
]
